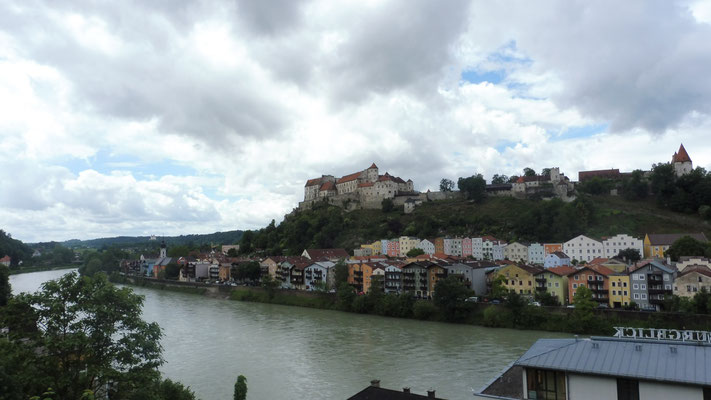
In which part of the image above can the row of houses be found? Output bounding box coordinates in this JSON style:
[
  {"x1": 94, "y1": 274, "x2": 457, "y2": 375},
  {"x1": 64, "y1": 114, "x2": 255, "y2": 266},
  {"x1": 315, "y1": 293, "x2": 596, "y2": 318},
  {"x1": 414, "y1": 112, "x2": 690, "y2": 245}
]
[
  {"x1": 355, "y1": 232, "x2": 708, "y2": 264},
  {"x1": 488, "y1": 256, "x2": 711, "y2": 310}
]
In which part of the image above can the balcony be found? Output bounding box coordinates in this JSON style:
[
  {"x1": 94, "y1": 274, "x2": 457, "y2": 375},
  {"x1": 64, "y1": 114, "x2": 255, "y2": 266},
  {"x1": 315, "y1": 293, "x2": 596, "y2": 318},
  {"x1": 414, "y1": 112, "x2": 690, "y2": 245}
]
[
  {"x1": 535, "y1": 286, "x2": 547, "y2": 291},
  {"x1": 535, "y1": 278, "x2": 546, "y2": 283},
  {"x1": 649, "y1": 296, "x2": 666, "y2": 305},
  {"x1": 647, "y1": 274, "x2": 663, "y2": 283}
]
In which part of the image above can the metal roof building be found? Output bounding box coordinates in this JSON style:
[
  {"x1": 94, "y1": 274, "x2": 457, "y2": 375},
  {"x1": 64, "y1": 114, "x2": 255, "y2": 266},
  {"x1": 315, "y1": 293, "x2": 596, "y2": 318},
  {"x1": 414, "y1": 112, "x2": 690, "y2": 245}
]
[{"x1": 476, "y1": 335, "x2": 711, "y2": 400}]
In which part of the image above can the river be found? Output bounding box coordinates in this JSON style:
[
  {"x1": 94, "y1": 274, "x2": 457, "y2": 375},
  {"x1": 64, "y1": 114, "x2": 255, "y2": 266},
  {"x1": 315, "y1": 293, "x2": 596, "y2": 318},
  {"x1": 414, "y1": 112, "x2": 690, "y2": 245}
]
[{"x1": 10, "y1": 269, "x2": 569, "y2": 399}]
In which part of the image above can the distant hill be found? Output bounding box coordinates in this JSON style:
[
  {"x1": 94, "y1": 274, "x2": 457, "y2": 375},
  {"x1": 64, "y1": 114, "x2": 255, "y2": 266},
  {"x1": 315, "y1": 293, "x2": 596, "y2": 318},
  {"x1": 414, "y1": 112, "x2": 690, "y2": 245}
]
[
  {"x1": 41, "y1": 230, "x2": 244, "y2": 250},
  {"x1": 238, "y1": 195, "x2": 710, "y2": 256}
]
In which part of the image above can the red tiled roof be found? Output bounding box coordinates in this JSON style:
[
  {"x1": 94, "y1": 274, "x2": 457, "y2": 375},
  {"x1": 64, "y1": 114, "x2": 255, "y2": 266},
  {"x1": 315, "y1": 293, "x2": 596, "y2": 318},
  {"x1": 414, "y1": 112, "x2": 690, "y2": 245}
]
[
  {"x1": 369, "y1": 163, "x2": 378, "y2": 169},
  {"x1": 305, "y1": 178, "x2": 321, "y2": 187},
  {"x1": 0, "y1": 255, "x2": 10, "y2": 262},
  {"x1": 337, "y1": 171, "x2": 361, "y2": 184},
  {"x1": 672, "y1": 144, "x2": 692, "y2": 163},
  {"x1": 319, "y1": 181, "x2": 335, "y2": 191},
  {"x1": 586, "y1": 264, "x2": 615, "y2": 276},
  {"x1": 377, "y1": 173, "x2": 393, "y2": 182},
  {"x1": 304, "y1": 248, "x2": 349, "y2": 260},
  {"x1": 679, "y1": 265, "x2": 711, "y2": 278},
  {"x1": 578, "y1": 169, "x2": 621, "y2": 182},
  {"x1": 545, "y1": 265, "x2": 577, "y2": 276},
  {"x1": 588, "y1": 257, "x2": 609, "y2": 265}
]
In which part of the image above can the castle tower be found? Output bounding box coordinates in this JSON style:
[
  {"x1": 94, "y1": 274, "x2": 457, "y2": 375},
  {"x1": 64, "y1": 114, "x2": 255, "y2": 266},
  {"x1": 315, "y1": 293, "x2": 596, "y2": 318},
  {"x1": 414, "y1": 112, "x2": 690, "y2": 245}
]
[
  {"x1": 160, "y1": 240, "x2": 167, "y2": 259},
  {"x1": 671, "y1": 143, "x2": 692, "y2": 177},
  {"x1": 549, "y1": 167, "x2": 561, "y2": 183},
  {"x1": 365, "y1": 163, "x2": 379, "y2": 182}
]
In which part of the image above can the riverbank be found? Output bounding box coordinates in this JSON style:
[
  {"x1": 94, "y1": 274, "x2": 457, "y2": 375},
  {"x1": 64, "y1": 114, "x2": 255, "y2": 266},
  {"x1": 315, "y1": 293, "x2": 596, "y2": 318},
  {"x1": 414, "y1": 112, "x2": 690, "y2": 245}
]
[
  {"x1": 111, "y1": 274, "x2": 711, "y2": 335},
  {"x1": 8, "y1": 264, "x2": 77, "y2": 275}
]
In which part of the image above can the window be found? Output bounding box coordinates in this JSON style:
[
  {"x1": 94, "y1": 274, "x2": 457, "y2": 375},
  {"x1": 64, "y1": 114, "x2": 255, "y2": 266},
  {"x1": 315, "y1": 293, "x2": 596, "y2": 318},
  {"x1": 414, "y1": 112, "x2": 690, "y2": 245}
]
[
  {"x1": 574, "y1": 275, "x2": 579, "y2": 281},
  {"x1": 573, "y1": 283, "x2": 578, "y2": 289},
  {"x1": 597, "y1": 276, "x2": 603, "y2": 281},
  {"x1": 634, "y1": 293, "x2": 639, "y2": 300},
  {"x1": 588, "y1": 275, "x2": 593, "y2": 281},
  {"x1": 612, "y1": 282, "x2": 616, "y2": 287},
  {"x1": 641, "y1": 284, "x2": 646, "y2": 290},
  {"x1": 632, "y1": 275, "x2": 637, "y2": 281},
  {"x1": 623, "y1": 282, "x2": 628, "y2": 287},
  {"x1": 638, "y1": 274, "x2": 645, "y2": 281},
  {"x1": 526, "y1": 369, "x2": 566, "y2": 400},
  {"x1": 633, "y1": 284, "x2": 639, "y2": 290},
  {"x1": 616, "y1": 378, "x2": 639, "y2": 400},
  {"x1": 664, "y1": 274, "x2": 670, "y2": 281},
  {"x1": 624, "y1": 291, "x2": 628, "y2": 296},
  {"x1": 555, "y1": 282, "x2": 559, "y2": 288},
  {"x1": 641, "y1": 294, "x2": 647, "y2": 300},
  {"x1": 612, "y1": 290, "x2": 617, "y2": 295},
  {"x1": 665, "y1": 285, "x2": 671, "y2": 290}
]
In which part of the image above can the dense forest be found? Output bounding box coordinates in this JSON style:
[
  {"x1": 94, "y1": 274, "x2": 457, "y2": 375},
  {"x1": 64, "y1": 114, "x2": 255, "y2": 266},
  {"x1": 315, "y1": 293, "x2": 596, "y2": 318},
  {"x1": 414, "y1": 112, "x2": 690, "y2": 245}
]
[
  {"x1": 0, "y1": 230, "x2": 32, "y2": 267},
  {"x1": 56, "y1": 230, "x2": 243, "y2": 249}
]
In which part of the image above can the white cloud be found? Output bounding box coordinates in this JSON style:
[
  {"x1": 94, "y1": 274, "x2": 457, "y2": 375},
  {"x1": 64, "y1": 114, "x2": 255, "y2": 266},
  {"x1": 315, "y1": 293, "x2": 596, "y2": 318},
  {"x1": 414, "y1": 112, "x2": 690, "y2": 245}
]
[{"x1": 1, "y1": 0, "x2": 710, "y2": 242}]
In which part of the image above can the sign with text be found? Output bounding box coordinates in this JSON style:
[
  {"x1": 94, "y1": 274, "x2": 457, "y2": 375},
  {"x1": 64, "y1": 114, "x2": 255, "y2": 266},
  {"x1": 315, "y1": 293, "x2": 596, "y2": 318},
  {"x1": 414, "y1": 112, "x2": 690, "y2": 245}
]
[{"x1": 613, "y1": 326, "x2": 711, "y2": 343}]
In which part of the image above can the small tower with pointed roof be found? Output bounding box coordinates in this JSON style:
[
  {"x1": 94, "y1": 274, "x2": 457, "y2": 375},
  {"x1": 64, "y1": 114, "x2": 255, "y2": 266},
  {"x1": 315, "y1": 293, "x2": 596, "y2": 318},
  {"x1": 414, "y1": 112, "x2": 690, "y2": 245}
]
[
  {"x1": 671, "y1": 143, "x2": 693, "y2": 177},
  {"x1": 365, "y1": 162, "x2": 379, "y2": 182},
  {"x1": 160, "y1": 240, "x2": 167, "y2": 259}
]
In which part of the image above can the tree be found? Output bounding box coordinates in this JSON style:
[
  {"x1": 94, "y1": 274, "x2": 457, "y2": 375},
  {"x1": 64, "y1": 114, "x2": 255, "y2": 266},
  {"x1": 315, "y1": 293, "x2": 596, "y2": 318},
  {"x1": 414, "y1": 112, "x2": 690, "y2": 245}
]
[
  {"x1": 541, "y1": 168, "x2": 551, "y2": 177},
  {"x1": 649, "y1": 163, "x2": 677, "y2": 207},
  {"x1": 50, "y1": 245, "x2": 74, "y2": 265},
  {"x1": 491, "y1": 174, "x2": 508, "y2": 184},
  {"x1": 234, "y1": 375, "x2": 247, "y2": 400},
  {"x1": 261, "y1": 274, "x2": 280, "y2": 299},
  {"x1": 439, "y1": 178, "x2": 455, "y2": 192},
  {"x1": 433, "y1": 276, "x2": 472, "y2": 321},
  {"x1": 665, "y1": 236, "x2": 711, "y2": 261},
  {"x1": 616, "y1": 248, "x2": 641, "y2": 263},
  {"x1": 333, "y1": 261, "x2": 349, "y2": 287},
  {"x1": 226, "y1": 247, "x2": 239, "y2": 257},
  {"x1": 534, "y1": 290, "x2": 559, "y2": 306},
  {"x1": 381, "y1": 198, "x2": 395, "y2": 212},
  {"x1": 621, "y1": 169, "x2": 648, "y2": 200},
  {"x1": 2, "y1": 272, "x2": 165, "y2": 399},
  {"x1": 165, "y1": 262, "x2": 181, "y2": 279},
  {"x1": 406, "y1": 248, "x2": 425, "y2": 257},
  {"x1": 457, "y1": 174, "x2": 487, "y2": 203},
  {"x1": 572, "y1": 286, "x2": 596, "y2": 332},
  {"x1": 489, "y1": 274, "x2": 509, "y2": 299},
  {"x1": 523, "y1": 167, "x2": 536, "y2": 177}
]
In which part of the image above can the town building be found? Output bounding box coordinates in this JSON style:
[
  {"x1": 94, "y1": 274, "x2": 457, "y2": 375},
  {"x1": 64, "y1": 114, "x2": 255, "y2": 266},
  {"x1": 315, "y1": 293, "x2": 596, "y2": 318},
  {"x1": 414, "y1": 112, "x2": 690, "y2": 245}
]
[
  {"x1": 488, "y1": 264, "x2": 543, "y2": 296},
  {"x1": 0, "y1": 255, "x2": 11, "y2": 267},
  {"x1": 534, "y1": 266, "x2": 575, "y2": 305},
  {"x1": 602, "y1": 234, "x2": 644, "y2": 260},
  {"x1": 399, "y1": 236, "x2": 420, "y2": 257},
  {"x1": 444, "y1": 237, "x2": 463, "y2": 257},
  {"x1": 563, "y1": 234, "x2": 604, "y2": 263},
  {"x1": 504, "y1": 242, "x2": 529, "y2": 262},
  {"x1": 471, "y1": 237, "x2": 484, "y2": 260},
  {"x1": 628, "y1": 260, "x2": 675, "y2": 311},
  {"x1": 676, "y1": 256, "x2": 711, "y2": 273},
  {"x1": 527, "y1": 243, "x2": 545, "y2": 264},
  {"x1": 543, "y1": 251, "x2": 570, "y2": 269},
  {"x1": 401, "y1": 262, "x2": 431, "y2": 298},
  {"x1": 643, "y1": 232, "x2": 708, "y2": 258},
  {"x1": 543, "y1": 243, "x2": 563, "y2": 256},
  {"x1": 304, "y1": 261, "x2": 336, "y2": 291},
  {"x1": 416, "y1": 239, "x2": 435, "y2": 255},
  {"x1": 567, "y1": 265, "x2": 613, "y2": 305},
  {"x1": 673, "y1": 265, "x2": 711, "y2": 299},
  {"x1": 462, "y1": 237, "x2": 473, "y2": 257},
  {"x1": 510, "y1": 167, "x2": 575, "y2": 201},
  {"x1": 443, "y1": 260, "x2": 497, "y2": 296},
  {"x1": 382, "y1": 262, "x2": 404, "y2": 294},
  {"x1": 476, "y1": 332, "x2": 711, "y2": 400},
  {"x1": 608, "y1": 272, "x2": 631, "y2": 308},
  {"x1": 386, "y1": 240, "x2": 400, "y2": 257},
  {"x1": 349, "y1": 380, "x2": 444, "y2": 400},
  {"x1": 482, "y1": 237, "x2": 506, "y2": 261}
]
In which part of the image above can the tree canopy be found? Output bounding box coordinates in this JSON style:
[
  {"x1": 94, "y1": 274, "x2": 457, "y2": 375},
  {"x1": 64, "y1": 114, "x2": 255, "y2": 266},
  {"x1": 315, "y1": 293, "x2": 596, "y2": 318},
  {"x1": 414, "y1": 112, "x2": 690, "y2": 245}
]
[
  {"x1": 665, "y1": 236, "x2": 711, "y2": 261},
  {"x1": 457, "y1": 174, "x2": 487, "y2": 203},
  {"x1": 439, "y1": 178, "x2": 455, "y2": 192}
]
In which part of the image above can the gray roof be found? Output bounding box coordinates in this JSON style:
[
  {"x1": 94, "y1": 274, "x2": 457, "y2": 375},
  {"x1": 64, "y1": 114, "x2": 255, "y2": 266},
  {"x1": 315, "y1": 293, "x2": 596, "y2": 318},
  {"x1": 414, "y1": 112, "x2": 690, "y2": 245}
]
[
  {"x1": 647, "y1": 232, "x2": 708, "y2": 245},
  {"x1": 515, "y1": 338, "x2": 711, "y2": 386}
]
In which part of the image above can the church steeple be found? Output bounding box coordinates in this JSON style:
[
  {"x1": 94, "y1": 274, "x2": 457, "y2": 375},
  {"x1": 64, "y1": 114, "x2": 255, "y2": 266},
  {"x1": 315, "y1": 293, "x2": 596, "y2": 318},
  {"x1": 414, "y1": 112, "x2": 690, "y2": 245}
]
[{"x1": 160, "y1": 240, "x2": 167, "y2": 259}]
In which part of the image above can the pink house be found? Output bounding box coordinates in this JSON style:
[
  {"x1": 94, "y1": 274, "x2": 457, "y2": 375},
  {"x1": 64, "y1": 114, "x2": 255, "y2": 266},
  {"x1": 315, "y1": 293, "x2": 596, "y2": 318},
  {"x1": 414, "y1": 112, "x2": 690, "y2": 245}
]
[
  {"x1": 462, "y1": 238, "x2": 472, "y2": 257},
  {"x1": 386, "y1": 241, "x2": 400, "y2": 258},
  {"x1": 0, "y1": 255, "x2": 11, "y2": 267}
]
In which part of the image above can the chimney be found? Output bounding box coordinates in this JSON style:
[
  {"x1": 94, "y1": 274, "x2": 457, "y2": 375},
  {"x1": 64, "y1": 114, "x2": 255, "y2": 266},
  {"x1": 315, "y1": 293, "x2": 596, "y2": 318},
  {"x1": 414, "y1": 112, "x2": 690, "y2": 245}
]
[
  {"x1": 403, "y1": 387, "x2": 410, "y2": 393},
  {"x1": 370, "y1": 379, "x2": 380, "y2": 388},
  {"x1": 427, "y1": 389, "x2": 436, "y2": 398}
]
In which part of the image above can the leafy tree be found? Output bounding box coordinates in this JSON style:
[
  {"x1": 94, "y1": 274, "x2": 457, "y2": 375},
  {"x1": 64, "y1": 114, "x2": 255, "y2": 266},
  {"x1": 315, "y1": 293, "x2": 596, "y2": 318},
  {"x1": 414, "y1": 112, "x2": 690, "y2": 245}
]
[
  {"x1": 621, "y1": 169, "x2": 648, "y2": 200},
  {"x1": 226, "y1": 247, "x2": 239, "y2": 257},
  {"x1": 649, "y1": 163, "x2": 677, "y2": 207},
  {"x1": 692, "y1": 287, "x2": 711, "y2": 314},
  {"x1": 577, "y1": 177, "x2": 614, "y2": 195},
  {"x1": 504, "y1": 291, "x2": 528, "y2": 326},
  {"x1": 572, "y1": 285, "x2": 596, "y2": 332},
  {"x1": 167, "y1": 245, "x2": 191, "y2": 258},
  {"x1": 2, "y1": 272, "x2": 165, "y2": 399},
  {"x1": 457, "y1": 174, "x2": 487, "y2": 203},
  {"x1": 523, "y1": 167, "x2": 536, "y2": 177},
  {"x1": 336, "y1": 282, "x2": 356, "y2": 311},
  {"x1": 534, "y1": 290, "x2": 559, "y2": 306},
  {"x1": 541, "y1": 168, "x2": 551, "y2": 177},
  {"x1": 665, "y1": 236, "x2": 711, "y2": 261},
  {"x1": 491, "y1": 174, "x2": 508, "y2": 184},
  {"x1": 381, "y1": 198, "x2": 395, "y2": 212},
  {"x1": 433, "y1": 276, "x2": 472, "y2": 321},
  {"x1": 616, "y1": 248, "x2": 641, "y2": 263},
  {"x1": 165, "y1": 262, "x2": 181, "y2": 279},
  {"x1": 50, "y1": 245, "x2": 74, "y2": 265},
  {"x1": 261, "y1": 274, "x2": 280, "y2": 299},
  {"x1": 439, "y1": 178, "x2": 455, "y2": 192},
  {"x1": 234, "y1": 375, "x2": 247, "y2": 400},
  {"x1": 406, "y1": 248, "x2": 425, "y2": 257},
  {"x1": 489, "y1": 274, "x2": 509, "y2": 299},
  {"x1": 333, "y1": 261, "x2": 349, "y2": 287},
  {"x1": 0, "y1": 264, "x2": 10, "y2": 306}
]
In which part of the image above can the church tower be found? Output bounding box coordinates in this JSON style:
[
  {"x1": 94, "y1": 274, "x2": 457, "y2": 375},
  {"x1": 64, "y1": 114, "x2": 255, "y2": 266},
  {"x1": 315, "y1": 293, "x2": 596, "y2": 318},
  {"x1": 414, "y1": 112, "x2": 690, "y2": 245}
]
[
  {"x1": 160, "y1": 240, "x2": 167, "y2": 259},
  {"x1": 671, "y1": 144, "x2": 693, "y2": 177}
]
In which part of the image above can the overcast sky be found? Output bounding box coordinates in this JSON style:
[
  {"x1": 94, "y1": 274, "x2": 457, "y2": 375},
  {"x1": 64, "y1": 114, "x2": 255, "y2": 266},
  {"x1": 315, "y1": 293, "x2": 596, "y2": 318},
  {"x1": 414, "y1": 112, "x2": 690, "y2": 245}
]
[{"x1": 2, "y1": 0, "x2": 711, "y2": 242}]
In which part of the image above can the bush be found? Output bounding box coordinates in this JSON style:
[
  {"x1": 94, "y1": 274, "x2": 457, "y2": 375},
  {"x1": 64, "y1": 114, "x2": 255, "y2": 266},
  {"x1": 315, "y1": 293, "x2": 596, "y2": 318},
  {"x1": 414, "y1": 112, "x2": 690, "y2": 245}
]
[
  {"x1": 482, "y1": 305, "x2": 513, "y2": 328},
  {"x1": 413, "y1": 300, "x2": 439, "y2": 320}
]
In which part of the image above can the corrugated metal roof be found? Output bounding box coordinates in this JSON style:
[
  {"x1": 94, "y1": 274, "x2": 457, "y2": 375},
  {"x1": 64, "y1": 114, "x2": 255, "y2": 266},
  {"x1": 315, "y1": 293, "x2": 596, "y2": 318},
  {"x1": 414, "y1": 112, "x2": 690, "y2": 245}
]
[{"x1": 515, "y1": 338, "x2": 711, "y2": 386}]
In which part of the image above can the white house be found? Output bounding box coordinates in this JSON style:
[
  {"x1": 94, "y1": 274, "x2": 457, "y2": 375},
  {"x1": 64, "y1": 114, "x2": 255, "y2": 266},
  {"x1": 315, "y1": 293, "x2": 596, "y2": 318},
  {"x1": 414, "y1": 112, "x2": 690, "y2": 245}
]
[
  {"x1": 504, "y1": 242, "x2": 529, "y2": 262},
  {"x1": 444, "y1": 238, "x2": 463, "y2": 257},
  {"x1": 416, "y1": 239, "x2": 435, "y2": 255},
  {"x1": 398, "y1": 236, "x2": 421, "y2": 257},
  {"x1": 544, "y1": 252, "x2": 571, "y2": 269},
  {"x1": 471, "y1": 237, "x2": 484, "y2": 260},
  {"x1": 528, "y1": 243, "x2": 545, "y2": 264},
  {"x1": 602, "y1": 234, "x2": 644, "y2": 260},
  {"x1": 483, "y1": 238, "x2": 506, "y2": 261},
  {"x1": 304, "y1": 261, "x2": 336, "y2": 291},
  {"x1": 563, "y1": 235, "x2": 604, "y2": 263}
]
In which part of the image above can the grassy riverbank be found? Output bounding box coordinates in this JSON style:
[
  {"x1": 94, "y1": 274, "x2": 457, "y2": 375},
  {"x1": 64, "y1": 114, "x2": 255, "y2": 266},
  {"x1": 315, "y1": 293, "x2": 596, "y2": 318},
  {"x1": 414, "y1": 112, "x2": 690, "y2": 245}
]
[
  {"x1": 8, "y1": 264, "x2": 77, "y2": 275},
  {"x1": 113, "y1": 276, "x2": 711, "y2": 335}
]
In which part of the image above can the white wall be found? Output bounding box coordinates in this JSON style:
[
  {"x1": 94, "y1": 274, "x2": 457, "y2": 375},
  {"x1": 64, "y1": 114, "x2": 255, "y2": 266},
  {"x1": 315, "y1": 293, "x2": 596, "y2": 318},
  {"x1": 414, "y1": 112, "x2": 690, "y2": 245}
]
[
  {"x1": 568, "y1": 374, "x2": 617, "y2": 400},
  {"x1": 639, "y1": 381, "x2": 702, "y2": 400}
]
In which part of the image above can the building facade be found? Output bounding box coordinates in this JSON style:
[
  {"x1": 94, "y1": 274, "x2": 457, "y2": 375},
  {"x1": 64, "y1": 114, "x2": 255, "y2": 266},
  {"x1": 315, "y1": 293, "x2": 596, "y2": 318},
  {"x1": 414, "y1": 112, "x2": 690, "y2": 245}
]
[{"x1": 563, "y1": 235, "x2": 604, "y2": 263}]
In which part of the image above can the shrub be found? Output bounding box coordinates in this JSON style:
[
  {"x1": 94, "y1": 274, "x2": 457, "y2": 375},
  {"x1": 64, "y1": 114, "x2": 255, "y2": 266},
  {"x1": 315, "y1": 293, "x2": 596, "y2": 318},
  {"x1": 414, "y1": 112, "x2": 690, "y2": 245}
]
[{"x1": 413, "y1": 300, "x2": 439, "y2": 320}]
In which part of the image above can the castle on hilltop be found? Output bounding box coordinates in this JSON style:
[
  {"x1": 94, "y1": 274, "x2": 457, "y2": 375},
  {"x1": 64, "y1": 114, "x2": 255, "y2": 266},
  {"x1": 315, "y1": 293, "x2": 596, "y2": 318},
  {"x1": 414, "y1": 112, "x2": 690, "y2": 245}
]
[
  {"x1": 300, "y1": 163, "x2": 425, "y2": 211},
  {"x1": 671, "y1": 143, "x2": 693, "y2": 177}
]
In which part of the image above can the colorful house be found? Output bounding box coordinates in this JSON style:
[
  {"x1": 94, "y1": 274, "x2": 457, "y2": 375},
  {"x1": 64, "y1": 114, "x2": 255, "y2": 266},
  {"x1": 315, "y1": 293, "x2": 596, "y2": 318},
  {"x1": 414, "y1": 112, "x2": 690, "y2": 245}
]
[
  {"x1": 489, "y1": 264, "x2": 542, "y2": 295},
  {"x1": 534, "y1": 266, "x2": 575, "y2": 305},
  {"x1": 543, "y1": 243, "x2": 563, "y2": 256},
  {"x1": 543, "y1": 252, "x2": 570, "y2": 269},
  {"x1": 426, "y1": 263, "x2": 448, "y2": 296},
  {"x1": 566, "y1": 265, "x2": 613, "y2": 305},
  {"x1": 401, "y1": 261, "x2": 431, "y2": 297},
  {"x1": 674, "y1": 265, "x2": 711, "y2": 299},
  {"x1": 434, "y1": 238, "x2": 445, "y2": 255},
  {"x1": 608, "y1": 273, "x2": 631, "y2": 308},
  {"x1": 386, "y1": 240, "x2": 400, "y2": 258}
]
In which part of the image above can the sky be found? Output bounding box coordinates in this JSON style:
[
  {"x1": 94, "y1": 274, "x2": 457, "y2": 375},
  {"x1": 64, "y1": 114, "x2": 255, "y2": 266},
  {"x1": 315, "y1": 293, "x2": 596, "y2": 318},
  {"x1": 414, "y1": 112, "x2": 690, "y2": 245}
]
[{"x1": 2, "y1": 0, "x2": 711, "y2": 243}]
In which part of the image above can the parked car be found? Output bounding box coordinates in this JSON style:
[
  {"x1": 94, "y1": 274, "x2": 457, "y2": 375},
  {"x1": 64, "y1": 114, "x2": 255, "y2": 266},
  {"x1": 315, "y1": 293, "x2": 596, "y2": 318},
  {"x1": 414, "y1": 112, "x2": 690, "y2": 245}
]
[
  {"x1": 530, "y1": 301, "x2": 542, "y2": 307},
  {"x1": 491, "y1": 299, "x2": 502, "y2": 304},
  {"x1": 465, "y1": 296, "x2": 479, "y2": 303},
  {"x1": 566, "y1": 304, "x2": 575, "y2": 308}
]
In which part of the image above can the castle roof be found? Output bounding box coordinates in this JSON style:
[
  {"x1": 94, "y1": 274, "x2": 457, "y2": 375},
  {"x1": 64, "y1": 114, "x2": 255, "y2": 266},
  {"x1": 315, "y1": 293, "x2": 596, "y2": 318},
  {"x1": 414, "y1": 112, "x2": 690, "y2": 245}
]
[
  {"x1": 319, "y1": 181, "x2": 335, "y2": 191},
  {"x1": 305, "y1": 178, "x2": 321, "y2": 187},
  {"x1": 672, "y1": 143, "x2": 692, "y2": 163},
  {"x1": 368, "y1": 163, "x2": 378, "y2": 169},
  {"x1": 337, "y1": 171, "x2": 361, "y2": 184}
]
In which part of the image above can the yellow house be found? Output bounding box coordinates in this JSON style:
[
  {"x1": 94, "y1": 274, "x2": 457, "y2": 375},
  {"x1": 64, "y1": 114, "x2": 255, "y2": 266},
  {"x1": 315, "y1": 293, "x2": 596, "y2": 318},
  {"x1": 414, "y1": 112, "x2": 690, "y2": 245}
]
[
  {"x1": 533, "y1": 266, "x2": 575, "y2": 305},
  {"x1": 608, "y1": 273, "x2": 631, "y2": 308},
  {"x1": 399, "y1": 236, "x2": 421, "y2": 257},
  {"x1": 360, "y1": 241, "x2": 382, "y2": 256},
  {"x1": 490, "y1": 264, "x2": 542, "y2": 295}
]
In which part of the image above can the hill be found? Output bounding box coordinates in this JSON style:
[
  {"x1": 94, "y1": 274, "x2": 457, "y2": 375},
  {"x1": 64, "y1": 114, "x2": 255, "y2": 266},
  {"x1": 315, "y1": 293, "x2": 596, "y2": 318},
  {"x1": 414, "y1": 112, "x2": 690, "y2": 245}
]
[
  {"x1": 239, "y1": 195, "x2": 711, "y2": 256},
  {"x1": 39, "y1": 230, "x2": 244, "y2": 250}
]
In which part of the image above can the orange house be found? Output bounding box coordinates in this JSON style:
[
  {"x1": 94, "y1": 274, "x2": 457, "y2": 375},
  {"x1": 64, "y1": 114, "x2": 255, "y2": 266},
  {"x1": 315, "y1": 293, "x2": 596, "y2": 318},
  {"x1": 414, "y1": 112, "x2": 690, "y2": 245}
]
[
  {"x1": 434, "y1": 238, "x2": 445, "y2": 255},
  {"x1": 567, "y1": 265, "x2": 613, "y2": 305},
  {"x1": 348, "y1": 262, "x2": 364, "y2": 292},
  {"x1": 427, "y1": 263, "x2": 447, "y2": 296},
  {"x1": 544, "y1": 243, "x2": 563, "y2": 256}
]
